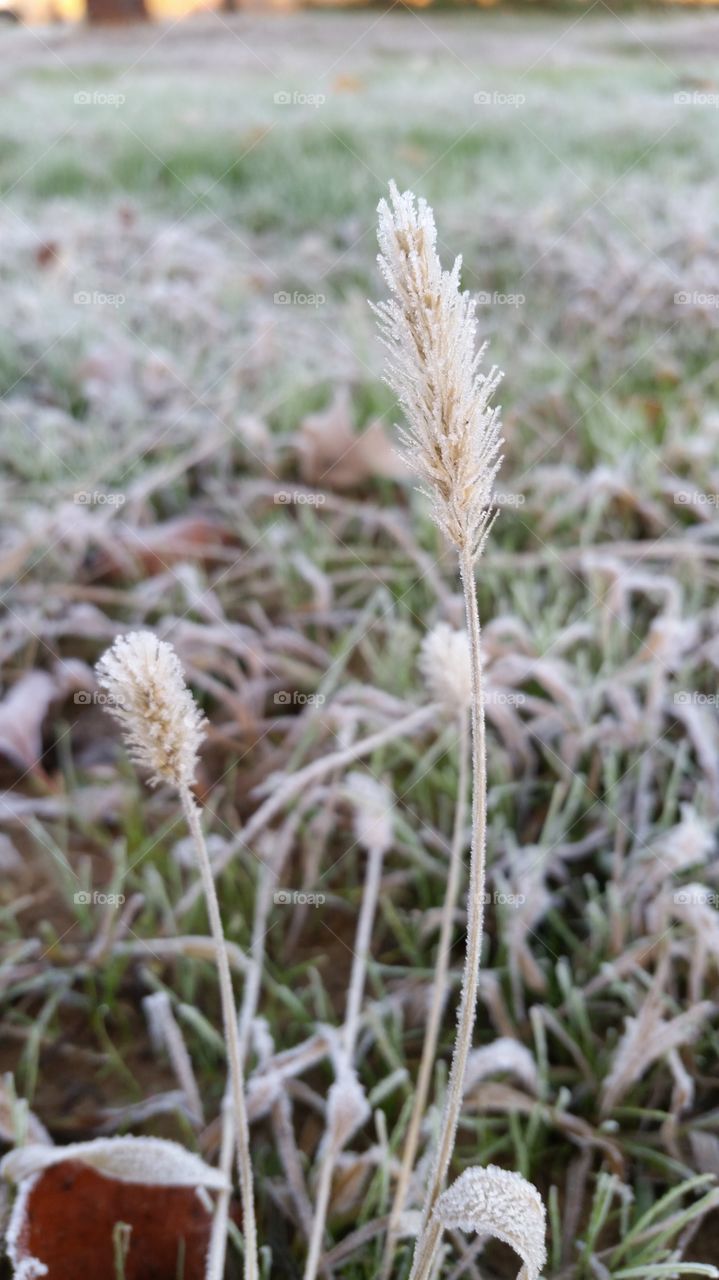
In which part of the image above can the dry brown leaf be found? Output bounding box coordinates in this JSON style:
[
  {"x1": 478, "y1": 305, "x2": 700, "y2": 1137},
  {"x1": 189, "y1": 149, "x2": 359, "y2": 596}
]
[
  {"x1": 5, "y1": 1161, "x2": 215, "y2": 1280},
  {"x1": 92, "y1": 516, "x2": 231, "y2": 579},
  {"x1": 297, "y1": 388, "x2": 410, "y2": 490},
  {"x1": 0, "y1": 671, "x2": 57, "y2": 773}
]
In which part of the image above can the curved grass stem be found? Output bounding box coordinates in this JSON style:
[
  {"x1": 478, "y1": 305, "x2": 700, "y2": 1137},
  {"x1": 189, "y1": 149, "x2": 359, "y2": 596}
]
[
  {"x1": 408, "y1": 546, "x2": 488, "y2": 1280},
  {"x1": 180, "y1": 789, "x2": 259, "y2": 1280},
  {"x1": 382, "y1": 705, "x2": 470, "y2": 1279}
]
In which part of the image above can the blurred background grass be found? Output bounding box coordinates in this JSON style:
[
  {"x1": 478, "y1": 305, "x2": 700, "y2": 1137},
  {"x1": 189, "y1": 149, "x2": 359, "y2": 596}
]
[{"x1": 2, "y1": 7, "x2": 719, "y2": 1275}]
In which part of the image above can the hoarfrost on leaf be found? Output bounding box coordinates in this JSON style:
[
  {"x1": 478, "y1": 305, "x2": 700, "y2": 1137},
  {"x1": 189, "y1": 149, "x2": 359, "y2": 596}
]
[
  {"x1": 434, "y1": 1164, "x2": 546, "y2": 1280},
  {"x1": 1, "y1": 1136, "x2": 229, "y2": 1191}
]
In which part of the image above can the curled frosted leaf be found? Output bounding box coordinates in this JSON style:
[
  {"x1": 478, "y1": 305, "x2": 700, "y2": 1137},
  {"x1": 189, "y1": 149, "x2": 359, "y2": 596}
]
[
  {"x1": 1, "y1": 1136, "x2": 228, "y2": 1191},
  {"x1": 463, "y1": 1039, "x2": 539, "y2": 1096},
  {"x1": 323, "y1": 1070, "x2": 370, "y2": 1158},
  {"x1": 601, "y1": 1000, "x2": 712, "y2": 1115},
  {"x1": 434, "y1": 1165, "x2": 546, "y2": 1280},
  {"x1": 247, "y1": 1070, "x2": 283, "y2": 1122}
]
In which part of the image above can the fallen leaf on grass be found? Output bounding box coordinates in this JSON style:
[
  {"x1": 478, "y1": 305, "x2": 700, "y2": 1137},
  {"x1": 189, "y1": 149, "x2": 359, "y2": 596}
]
[
  {"x1": 0, "y1": 662, "x2": 88, "y2": 776},
  {"x1": 0, "y1": 672, "x2": 57, "y2": 774},
  {"x1": 297, "y1": 388, "x2": 410, "y2": 490},
  {"x1": 91, "y1": 516, "x2": 231, "y2": 579},
  {"x1": 2, "y1": 1137, "x2": 227, "y2": 1280}
]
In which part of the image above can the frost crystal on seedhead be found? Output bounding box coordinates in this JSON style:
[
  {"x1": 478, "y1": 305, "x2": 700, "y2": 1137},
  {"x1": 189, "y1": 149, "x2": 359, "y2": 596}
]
[
  {"x1": 348, "y1": 772, "x2": 394, "y2": 855},
  {"x1": 419, "y1": 623, "x2": 472, "y2": 716},
  {"x1": 435, "y1": 1164, "x2": 546, "y2": 1280},
  {"x1": 374, "y1": 182, "x2": 504, "y2": 561},
  {"x1": 95, "y1": 630, "x2": 206, "y2": 790}
]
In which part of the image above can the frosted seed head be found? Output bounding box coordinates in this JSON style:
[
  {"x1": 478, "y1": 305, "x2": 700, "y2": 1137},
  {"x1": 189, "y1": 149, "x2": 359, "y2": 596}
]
[
  {"x1": 95, "y1": 631, "x2": 206, "y2": 790},
  {"x1": 374, "y1": 182, "x2": 504, "y2": 561},
  {"x1": 419, "y1": 623, "x2": 472, "y2": 716},
  {"x1": 347, "y1": 772, "x2": 394, "y2": 855}
]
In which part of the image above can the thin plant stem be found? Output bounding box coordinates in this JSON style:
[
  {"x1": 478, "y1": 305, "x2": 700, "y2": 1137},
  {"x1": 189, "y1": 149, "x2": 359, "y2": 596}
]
[
  {"x1": 303, "y1": 1147, "x2": 335, "y2": 1280},
  {"x1": 209, "y1": 811, "x2": 304, "y2": 1274},
  {"x1": 205, "y1": 1081, "x2": 236, "y2": 1280},
  {"x1": 343, "y1": 838, "x2": 385, "y2": 1061},
  {"x1": 303, "y1": 837, "x2": 386, "y2": 1280},
  {"x1": 382, "y1": 705, "x2": 470, "y2": 1278},
  {"x1": 180, "y1": 789, "x2": 259, "y2": 1280},
  {"x1": 409, "y1": 546, "x2": 488, "y2": 1280}
]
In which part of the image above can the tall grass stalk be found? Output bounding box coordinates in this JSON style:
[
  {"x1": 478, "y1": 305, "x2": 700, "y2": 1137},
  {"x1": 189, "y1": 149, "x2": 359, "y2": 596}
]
[
  {"x1": 96, "y1": 632, "x2": 259, "y2": 1280},
  {"x1": 303, "y1": 776, "x2": 393, "y2": 1280},
  {"x1": 373, "y1": 182, "x2": 503, "y2": 1280},
  {"x1": 382, "y1": 705, "x2": 470, "y2": 1276},
  {"x1": 180, "y1": 792, "x2": 259, "y2": 1280}
]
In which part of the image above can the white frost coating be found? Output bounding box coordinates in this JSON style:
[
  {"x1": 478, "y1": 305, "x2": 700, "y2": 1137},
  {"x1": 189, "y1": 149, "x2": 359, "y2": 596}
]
[
  {"x1": 247, "y1": 1070, "x2": 283, "y2": 1122},
  {"x1": 322, "y1": 1069, "x2": 371, "y2": 1158},
  {"x1": 95, "y1": 630, "x2": 206, "y2": 789},
  {"x1": 1, "y1": 1136, "x2": 229, "y2": 1190},
  {"x1": 601, "y1": 1000, "x2": 712, "y2": 1115},
  {"x1": 419, "y1": 623, "x2": 472, "y2": 717},
  {"x1": 434, "y1": 1165, "x2": 546, "y2": 1280},
  {"x1": 347, "y1": 772, "x2": 394, "y2": 856},
  {"x1": 0, "y1": 1076, "x2": 51, "y2": 1148},
  {"x1": 374, "y1": 182, "x2": 503, "y2": 561},
  {"x1": 5, "y1": 1172, "x2": 49, "y2": 1279},
  {"x1": 659, "y1": 805, "x2": 714, "y2": 870},
  {"x1": 463, "y1": 1039, "x2": 539, "y2": 1096}
]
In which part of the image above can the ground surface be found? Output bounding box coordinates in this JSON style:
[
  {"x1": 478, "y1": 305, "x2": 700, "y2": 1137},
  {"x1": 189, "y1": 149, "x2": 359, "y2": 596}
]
[{"x1": 1, "y1": 7, "x2": 719, "y2": 1278}]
